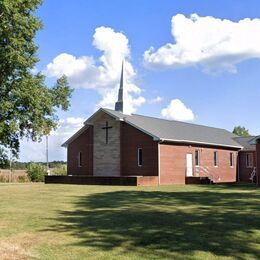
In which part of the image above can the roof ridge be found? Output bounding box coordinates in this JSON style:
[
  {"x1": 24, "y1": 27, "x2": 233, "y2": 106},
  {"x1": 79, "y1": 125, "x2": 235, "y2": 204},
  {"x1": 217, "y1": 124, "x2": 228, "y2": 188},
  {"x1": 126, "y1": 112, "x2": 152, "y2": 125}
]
[
  {"x1": 130, "y1": 113, "x2": 232, "y2": 133},
  {"x1": 233, "y1": 136, "x2": 256, "y2": 139}
]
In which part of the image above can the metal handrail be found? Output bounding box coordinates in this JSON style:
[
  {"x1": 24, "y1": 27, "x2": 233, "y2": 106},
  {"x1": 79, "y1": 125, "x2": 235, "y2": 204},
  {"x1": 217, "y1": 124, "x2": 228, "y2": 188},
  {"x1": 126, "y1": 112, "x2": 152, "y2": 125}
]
[
  {"x1": 249, "y1": 167, "x2": 256, "y2": 183},
  {"x1": 194, "y1": 166, "x2": 220, "y2": 184}
]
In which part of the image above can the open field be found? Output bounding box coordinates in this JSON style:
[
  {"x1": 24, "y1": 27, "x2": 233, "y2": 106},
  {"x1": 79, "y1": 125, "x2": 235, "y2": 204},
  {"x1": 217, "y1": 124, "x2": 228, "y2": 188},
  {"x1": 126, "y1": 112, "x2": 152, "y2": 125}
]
[
  {"x1": 0, "y1": 169, "x2": 28, "y2": 183},
  {"x1": 0, "y1": 183, "x2": 259, "y2": 259},
  {"x1": 0, "y1": 168, "x2": 65, "y2": 183}
]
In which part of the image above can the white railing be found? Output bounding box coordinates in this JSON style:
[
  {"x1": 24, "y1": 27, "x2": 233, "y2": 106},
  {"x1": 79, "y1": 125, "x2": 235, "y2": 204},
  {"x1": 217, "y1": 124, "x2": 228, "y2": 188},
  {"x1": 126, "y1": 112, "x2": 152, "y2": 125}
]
[
  {"x1": 249, "y1": 167, "x2": 256, "y2": 183},
  {"x1": 193, "y1": 166, "x2": 220, "y2": 184}
]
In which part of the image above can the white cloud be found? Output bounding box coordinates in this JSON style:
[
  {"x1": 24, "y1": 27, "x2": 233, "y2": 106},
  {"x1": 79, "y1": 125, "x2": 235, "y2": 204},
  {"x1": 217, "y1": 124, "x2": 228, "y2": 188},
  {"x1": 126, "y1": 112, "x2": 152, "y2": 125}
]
[
  {"x1": 19, "y1": 117, "x2": 84, "y2": 162},
  {"x1": 46, "y1": 27, "x2": 145, "y2": 114},
  {"x1": 148, "y1": 96, "x2": 163, "y2": 104},
  {"x1": 161, "y1": 99, "x2": 195, "y2": 121},
  {"x1": 144, "y1": 14, "x2": 260, "y2": 73}
]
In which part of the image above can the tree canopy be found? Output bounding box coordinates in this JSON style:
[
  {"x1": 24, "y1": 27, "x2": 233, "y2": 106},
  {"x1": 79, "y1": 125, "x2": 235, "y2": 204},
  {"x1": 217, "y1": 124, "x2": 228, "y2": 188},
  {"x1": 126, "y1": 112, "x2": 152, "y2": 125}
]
[
  {"x1": 0, "y1": 0, "x2": 72, "y2": 158},
  {"x1": 232, "y1": 126, "x2": 250, "y2": 137}
]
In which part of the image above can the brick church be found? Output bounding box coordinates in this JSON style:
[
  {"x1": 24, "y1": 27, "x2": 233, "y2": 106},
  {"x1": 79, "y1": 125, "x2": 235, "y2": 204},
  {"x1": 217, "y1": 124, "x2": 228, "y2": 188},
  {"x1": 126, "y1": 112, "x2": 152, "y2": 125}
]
[{"x1": 47, "y1": 64, "x2": 260, "y2": 186}]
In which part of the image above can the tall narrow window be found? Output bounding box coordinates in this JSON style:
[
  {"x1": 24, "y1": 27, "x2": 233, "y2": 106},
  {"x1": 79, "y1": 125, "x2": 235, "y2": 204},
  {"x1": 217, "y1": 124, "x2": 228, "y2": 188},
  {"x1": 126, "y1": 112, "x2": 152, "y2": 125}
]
[
  {"x1": 138, "y1": 148, "x2": 143, "y2": 167},
  {"x1": 214, "y1": 151, "x2": 218, "y2": 167},
  {"x1": 230, "y1": 152, "x2": 234, "y2": 167},
  {"x1": 78, "y1": 152, "x2": 82, "y2": 167},
  {"x1": 246, "y1": 153, "x2": 253, "y2": 168},
  {"x1": 195, "y1": 150, "x2": 200, "y2": 166}
]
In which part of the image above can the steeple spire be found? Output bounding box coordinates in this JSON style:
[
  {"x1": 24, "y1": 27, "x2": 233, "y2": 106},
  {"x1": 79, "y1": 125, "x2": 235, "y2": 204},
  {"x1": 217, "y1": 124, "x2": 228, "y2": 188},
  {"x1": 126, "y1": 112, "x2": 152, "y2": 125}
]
[{"x1": 115, "y1": 60, "x2": 124, "y2": 112}]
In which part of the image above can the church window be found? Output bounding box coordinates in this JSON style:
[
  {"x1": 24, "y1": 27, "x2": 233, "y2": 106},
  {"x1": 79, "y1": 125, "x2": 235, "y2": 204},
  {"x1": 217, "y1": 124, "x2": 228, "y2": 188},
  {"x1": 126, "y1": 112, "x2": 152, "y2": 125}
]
[
  {"x1": 195, "y1": 150, "x2": 200, "y2": 166},
  {"x1": 138, "y1": 148, "x2": 143, "y2": 166},
  {"x1": 246, "y1": 153, "x2": 253, "y2": 168},
  {"x1": 78, "y1": 152, "x2": 82, "y2": 167},
  {"x1": 214, "y1": 151, "x2": 218, "y2": 167},
  {"x1": 230, "y1": 152, "x2": 234, "y2": 167}
]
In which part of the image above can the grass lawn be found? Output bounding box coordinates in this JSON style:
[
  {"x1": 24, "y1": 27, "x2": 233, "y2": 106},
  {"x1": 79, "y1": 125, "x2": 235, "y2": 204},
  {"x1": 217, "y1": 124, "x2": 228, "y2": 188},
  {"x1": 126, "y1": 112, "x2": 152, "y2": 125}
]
[{"x1": 0, "y1": 183, "x2": 259, "y2": 259}]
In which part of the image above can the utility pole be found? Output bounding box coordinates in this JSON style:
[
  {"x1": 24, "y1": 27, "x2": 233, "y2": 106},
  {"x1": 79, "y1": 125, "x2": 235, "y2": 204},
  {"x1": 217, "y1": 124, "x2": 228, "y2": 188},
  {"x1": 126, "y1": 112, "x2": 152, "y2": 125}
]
[
  {"x1": 9, "y1": 150, "x2": 13, "y2": 182},
  {"x1": 46, "y1": 135, "x2": 50, "y2": 175}
]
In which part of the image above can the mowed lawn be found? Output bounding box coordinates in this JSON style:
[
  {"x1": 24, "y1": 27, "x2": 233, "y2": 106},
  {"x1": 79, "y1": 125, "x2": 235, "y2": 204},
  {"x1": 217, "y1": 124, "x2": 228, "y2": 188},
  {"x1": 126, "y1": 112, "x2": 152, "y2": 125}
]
[{"x1": 0, "y1": 184, "x2": 259, "y2": 260}]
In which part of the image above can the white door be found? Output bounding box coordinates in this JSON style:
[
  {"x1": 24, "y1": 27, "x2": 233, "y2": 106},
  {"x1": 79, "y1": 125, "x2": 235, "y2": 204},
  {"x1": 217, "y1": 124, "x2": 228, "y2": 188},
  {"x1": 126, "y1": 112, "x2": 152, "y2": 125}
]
[{"x1": 186, "y1": 153, "x2": 193, "y2": 177}]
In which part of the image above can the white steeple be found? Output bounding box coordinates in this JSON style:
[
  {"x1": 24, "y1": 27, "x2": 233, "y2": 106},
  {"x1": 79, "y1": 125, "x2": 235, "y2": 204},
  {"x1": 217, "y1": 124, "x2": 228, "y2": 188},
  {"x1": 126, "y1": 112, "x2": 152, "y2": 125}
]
[{"x1": 115, "y1": 60, "x2": 124, "y2": 112}]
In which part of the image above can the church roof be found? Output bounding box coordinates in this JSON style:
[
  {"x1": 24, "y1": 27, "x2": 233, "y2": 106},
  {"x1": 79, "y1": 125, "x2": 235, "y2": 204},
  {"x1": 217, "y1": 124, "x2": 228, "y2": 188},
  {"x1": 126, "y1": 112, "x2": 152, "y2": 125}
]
[
  {"x1": 248, "y1": 135, "x2": 260, "y2": 145},
  {"x1": 233, "y1": 136, "x2": 256, "y2": 151},
  {"x1": 98, "y1": 108, "x2": 242, "y2": 149},
  {"x1": 63, "y1": 108, "x2": 243, "y2": 148}
]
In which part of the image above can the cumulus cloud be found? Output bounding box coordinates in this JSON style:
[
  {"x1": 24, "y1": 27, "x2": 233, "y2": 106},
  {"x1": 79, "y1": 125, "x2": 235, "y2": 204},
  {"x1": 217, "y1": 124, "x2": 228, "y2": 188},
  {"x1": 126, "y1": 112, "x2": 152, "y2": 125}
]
[
  {"x1": 19, "y1": 117, "x2": 84, "y2": 162},
  {"x1": 161, "y1": 99, "x2": 195, "y2": 121},
  {"x1": 144, "y1": 14, "x2": 260, "y2": 73},
  {"x1": 46, "y1": 27, "x2": 145, "y2": 114},
  {"x1": 148, "y1": 96, "x2": 164, "y2": 104}
]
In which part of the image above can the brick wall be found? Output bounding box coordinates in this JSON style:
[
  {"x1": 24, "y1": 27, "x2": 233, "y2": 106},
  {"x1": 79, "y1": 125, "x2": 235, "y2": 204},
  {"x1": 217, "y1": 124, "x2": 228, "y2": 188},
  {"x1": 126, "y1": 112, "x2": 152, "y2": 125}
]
[
  {"x1": 256, "y1": 142, "x2": 260, "y2": 187},
  {"x1": 67, "y1": 126, "x2": 93, "y2": 175},
  {"x1": 136, "y1": 176, "x2": 159, "y2": 186},
  {"x1": 238, "y1": 151, "x2": 256, "y2": 182},
  {"x1": 159, "y1": 143, "x2": 238, "y2": 185},
  {"x1": 121, "y1": 122, "x2": 158, "y2": 177},
  {"x1": 66, "y1": 110, "x2": 241, "y2": 185}
]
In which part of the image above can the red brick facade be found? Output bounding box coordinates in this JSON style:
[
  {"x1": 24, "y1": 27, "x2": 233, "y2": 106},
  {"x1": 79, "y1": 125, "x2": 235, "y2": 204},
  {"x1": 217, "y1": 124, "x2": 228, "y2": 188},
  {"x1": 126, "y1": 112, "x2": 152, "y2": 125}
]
[
  {"x1": 65, "y1": 113, "x2": 241, "y2": 185},
  {"x1": 238, "y1": 151, "x2": 256, "y2": 182},
  {"x1": 120, "y1": 122, "x2": 158, "y2": 177},
  {"x1": 256, "y1": 142, "x2": 260, "y2": 186},
  {"x1": 67, "y1": 126, "x2": 93, "y2": 176},
  {"x1": 159, "y1": 143, "x2": 238, "y2": 185}
]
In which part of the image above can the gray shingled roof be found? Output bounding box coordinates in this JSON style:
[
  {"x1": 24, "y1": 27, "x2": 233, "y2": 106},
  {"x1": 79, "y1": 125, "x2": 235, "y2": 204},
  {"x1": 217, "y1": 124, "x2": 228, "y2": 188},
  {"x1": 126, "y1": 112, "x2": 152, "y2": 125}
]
[
  {"x1": 99, "y1": 108, "x2": 242, "y2": 149},
  {"x1": 248, "y1": 135, "x2": 260, "y2": 145},
  {"x1": 233, "y1": 136, "x2": 256, "y2": 151}
]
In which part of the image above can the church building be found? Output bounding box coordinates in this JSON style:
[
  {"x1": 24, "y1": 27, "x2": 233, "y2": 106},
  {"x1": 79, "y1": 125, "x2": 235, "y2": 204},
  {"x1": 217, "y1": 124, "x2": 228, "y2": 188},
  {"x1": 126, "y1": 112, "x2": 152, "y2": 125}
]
[{"x1": 46, "y1": 64, "x2": 260, "y2": 186}]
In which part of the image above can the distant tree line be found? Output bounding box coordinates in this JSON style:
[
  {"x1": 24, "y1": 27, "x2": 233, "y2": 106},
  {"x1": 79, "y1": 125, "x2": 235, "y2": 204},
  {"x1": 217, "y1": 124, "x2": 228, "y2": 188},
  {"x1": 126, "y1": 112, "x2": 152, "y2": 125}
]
[{"x1": 0, "y1": 160, "x2": 66, "y2": 170}]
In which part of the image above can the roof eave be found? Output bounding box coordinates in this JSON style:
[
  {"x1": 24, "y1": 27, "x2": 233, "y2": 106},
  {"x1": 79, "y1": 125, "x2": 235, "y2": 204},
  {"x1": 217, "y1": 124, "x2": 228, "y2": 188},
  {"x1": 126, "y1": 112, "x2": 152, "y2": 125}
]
[
  {"x1": 61, "y1": 125, "x2": 89, "y2": 148},
  {"x1": 124, "y1": 119, "x2": 161, "y2": 141},
  {"x1": 158, "y1": 138, "x2": 243, "y2": 149},
  {"x1": 249, "y1": 135, "x2": 260, "y2": 145}
]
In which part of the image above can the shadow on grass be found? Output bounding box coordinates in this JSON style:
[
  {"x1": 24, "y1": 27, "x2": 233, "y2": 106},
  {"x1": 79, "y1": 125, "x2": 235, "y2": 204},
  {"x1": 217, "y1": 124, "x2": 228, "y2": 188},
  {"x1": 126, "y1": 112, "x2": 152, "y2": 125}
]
[{"x1": 46, "y1": 186, "x2": 260, "y2": 259}]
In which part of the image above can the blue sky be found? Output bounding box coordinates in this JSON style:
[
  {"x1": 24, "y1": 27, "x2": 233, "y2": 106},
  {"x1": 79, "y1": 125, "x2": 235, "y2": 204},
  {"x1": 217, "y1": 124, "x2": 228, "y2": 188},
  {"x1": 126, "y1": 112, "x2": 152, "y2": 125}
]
[{"x1": 20, "y1": 0, "x2": 260, "y2": 161}]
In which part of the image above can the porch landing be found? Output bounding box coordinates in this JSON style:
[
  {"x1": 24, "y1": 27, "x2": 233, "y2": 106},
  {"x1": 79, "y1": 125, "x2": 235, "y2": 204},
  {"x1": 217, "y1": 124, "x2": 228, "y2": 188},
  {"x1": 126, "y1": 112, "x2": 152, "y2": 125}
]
[{"x1": 45, "y1": 175, "x2": 159, "y2": 186}]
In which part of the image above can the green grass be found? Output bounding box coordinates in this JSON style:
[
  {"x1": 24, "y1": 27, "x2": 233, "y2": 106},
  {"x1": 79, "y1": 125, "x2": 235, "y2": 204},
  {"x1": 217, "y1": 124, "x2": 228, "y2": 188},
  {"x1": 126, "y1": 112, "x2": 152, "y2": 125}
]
[{"x1": 0, "y1": 183, "x2": 259, "y2": 259}]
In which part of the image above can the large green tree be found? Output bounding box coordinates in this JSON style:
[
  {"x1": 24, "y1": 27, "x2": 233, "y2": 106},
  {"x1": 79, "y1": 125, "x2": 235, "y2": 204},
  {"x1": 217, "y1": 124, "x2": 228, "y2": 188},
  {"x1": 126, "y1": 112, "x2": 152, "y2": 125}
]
[
  {"x1": 0, "y1": 0, "x2": 72, "y2": 158},
  {"x1": 232, "y1": 126, "x2": 250, "y2": 137}
]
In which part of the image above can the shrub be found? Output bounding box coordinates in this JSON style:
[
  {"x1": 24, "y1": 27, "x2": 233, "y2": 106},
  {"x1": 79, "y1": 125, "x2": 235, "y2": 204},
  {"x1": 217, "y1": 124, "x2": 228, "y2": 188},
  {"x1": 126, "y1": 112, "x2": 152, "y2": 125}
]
[
  {"x1": 27, "y1": 163, "x2": 47, "y2": 182},
  {"x1": 52, "y1": 164, "x2": 67, "y2": 176},
  {"x1": 17, "y1": 175, "x2": 29, "y2": 183},
  {"x1": 0, "y1": 175, "x2": 8, "y2": 183}
]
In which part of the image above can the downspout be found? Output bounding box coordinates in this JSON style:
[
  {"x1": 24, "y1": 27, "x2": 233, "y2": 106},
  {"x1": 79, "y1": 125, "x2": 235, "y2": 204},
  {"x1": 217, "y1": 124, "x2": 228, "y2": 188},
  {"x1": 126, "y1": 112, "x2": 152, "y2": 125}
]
[
  {"x1": 237, "y1": 151, "x2": 240, "y2": 182},
  {"x1": 256, "y1": 142, "x2": 259, "y2": 187},
  {"x1": 158, "y1": 139, "x2": 164, "y2": 186}
]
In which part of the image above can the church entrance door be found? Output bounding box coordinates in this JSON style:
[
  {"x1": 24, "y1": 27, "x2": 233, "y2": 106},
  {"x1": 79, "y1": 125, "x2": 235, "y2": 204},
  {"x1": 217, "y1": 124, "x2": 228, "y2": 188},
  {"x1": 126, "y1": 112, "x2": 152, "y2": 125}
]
[{"x1": 186, "y1": 153, "x2": 193, "y2": 177}]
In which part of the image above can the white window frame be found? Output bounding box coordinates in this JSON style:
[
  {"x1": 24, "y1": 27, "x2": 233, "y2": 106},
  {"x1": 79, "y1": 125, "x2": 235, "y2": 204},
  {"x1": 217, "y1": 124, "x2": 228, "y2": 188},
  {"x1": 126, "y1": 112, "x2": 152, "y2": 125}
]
[
  {"x1": 214, "y1": 151, "x2": 218, "y2": 167},
  {"x1": 195, "y1": 150, "x2": 200, "y2": 167},
  {"x1": 246, "y1": 153, "x2": 253, "y2": 168},
  {"x1": 230, "y1": 152, "x2": 234, "y2": 168},
  {"x1": 138, "y1": 148, "x2": 143, "y2": 167},
  {"x1": 78, "y1": 151, "x2": 82, "y2": 168}
]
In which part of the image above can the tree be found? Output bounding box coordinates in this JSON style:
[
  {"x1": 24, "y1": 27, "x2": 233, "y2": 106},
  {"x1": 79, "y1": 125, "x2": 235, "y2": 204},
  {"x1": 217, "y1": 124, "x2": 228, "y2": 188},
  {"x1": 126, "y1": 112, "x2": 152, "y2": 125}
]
[
  {"x1": 0, "y1": 148, "x2": 9, "y2": 168},
  {"x1": 232, "y1": 126, "x2": 250, "y2": 137},
  {"x1": 0, "y1": 1, "x2": 72, "y2": 159}
]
